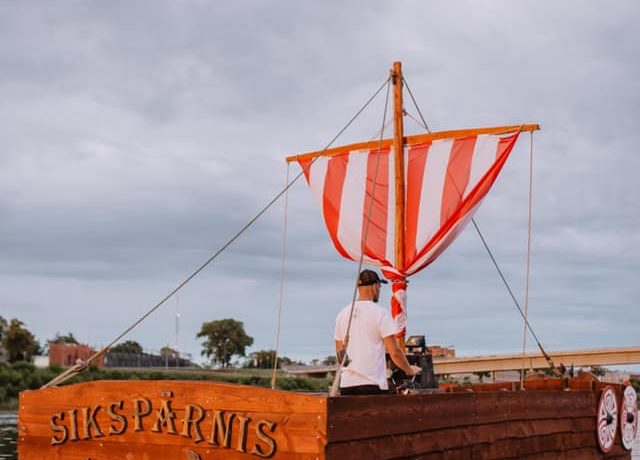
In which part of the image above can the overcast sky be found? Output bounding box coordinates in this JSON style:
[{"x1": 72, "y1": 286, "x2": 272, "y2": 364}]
[{"x1": 1, "y1": 1, "x2": 638, "y2": 369}]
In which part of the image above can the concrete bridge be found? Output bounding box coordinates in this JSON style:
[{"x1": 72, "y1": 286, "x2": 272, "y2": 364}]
[
  {"x1": 284, "y1": 346, "x2": 640, "y2": 378},
  {"x1": 433, "y1": 345, "x2": 640, "y2": 375}
]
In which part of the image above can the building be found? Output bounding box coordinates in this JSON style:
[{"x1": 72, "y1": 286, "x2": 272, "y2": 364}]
[
  {"x1": 104, "y1": 350, "x2": 194, "y2": 368},
  {"x1": 429, "y1": 345, "x2": 456, "y2": 359},
  {"x1": 48, "y1": 342, "x2": 104, "y2": 368}
]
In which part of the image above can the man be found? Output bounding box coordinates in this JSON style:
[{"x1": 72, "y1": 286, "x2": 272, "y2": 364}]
[{"x1": 334, "y1": 269, "x2": 422, "y2": 395}]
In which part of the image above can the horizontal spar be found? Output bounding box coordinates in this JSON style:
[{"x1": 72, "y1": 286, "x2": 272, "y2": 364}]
[{"x1": 286, "y1": 124, "x2": 540, "y2": 163}]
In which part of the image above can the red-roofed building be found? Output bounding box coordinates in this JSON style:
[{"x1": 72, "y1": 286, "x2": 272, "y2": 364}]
[
  {"x1": 429, "y1": 345, "x2": 456, "y2": 359},
  {"x1": 48, "y1": 342, "x2": 104, "y2": 368}
]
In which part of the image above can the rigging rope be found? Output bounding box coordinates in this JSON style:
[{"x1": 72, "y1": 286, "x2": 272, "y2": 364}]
[
  {"x1": 42, "y1": 77, "x2": 392, "y2": 389},
  {"x1": 404, "y1": 110, "x2": 429, "y2": 132},
  {"x1": 403, "y1": 76, "x2": 557, "y2": 373},
  {"x1": 521, "y1": 131, "x2": 536, "y2": 387},
  {"x1": 403, "y1": 77, "x2": 431, "y2": 134},
  {"x1": 271, "y1": 163, "x2": 290, "y2": 390},
  {"x1": 471, "y1": 218, "x2": 556, "y2": 371},
  {"x1": 369, "y1": 118, "x2": 394, "y2": 142},
  {"x1": 330, "y1": 76, "x2": 393, "y2": 397}
]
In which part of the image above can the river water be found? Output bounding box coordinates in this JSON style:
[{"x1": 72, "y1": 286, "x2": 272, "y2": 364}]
[
  {"x1": 0, "y1": 413, "x2": 17, "y2": 460},
  {"x1": 0, "y1": 411, "x2": 638, "y2": 458}
]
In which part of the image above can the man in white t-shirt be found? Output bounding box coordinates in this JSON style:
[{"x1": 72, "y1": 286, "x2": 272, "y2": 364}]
[{"x1": 334, "y1": 269, "x2": 421, "y2": 395}]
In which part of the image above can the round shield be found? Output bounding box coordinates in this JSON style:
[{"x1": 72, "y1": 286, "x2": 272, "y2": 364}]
[
  {"x1": 620, "y1": 385, "x2": 639, "y2": 450},
  {"x1": 597, "y1": 386, "x2": 618, "y2": 453}
]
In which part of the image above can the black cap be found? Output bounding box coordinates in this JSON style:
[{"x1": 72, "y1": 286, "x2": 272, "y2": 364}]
[{"x1": 358, "y1": 269, "x2": 388, "y2": 286}]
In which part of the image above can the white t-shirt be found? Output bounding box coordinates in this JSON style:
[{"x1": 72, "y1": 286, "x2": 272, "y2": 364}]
[{"x1": 334, "y1": 300, "x2": 399, "y2": 390}]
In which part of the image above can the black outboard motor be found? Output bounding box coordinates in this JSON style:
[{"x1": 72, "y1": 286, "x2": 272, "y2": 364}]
[
  {"x1": 388, "y1": 334, "x2": 438, "y2": 393},
  {"x1": 405, "y1": 335, "x2": 438, "y2": 389}
]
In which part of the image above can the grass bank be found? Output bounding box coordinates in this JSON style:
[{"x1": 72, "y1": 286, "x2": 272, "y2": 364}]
[{"x1": 67, "y1": 366, "x2": 330, "y2": 392}]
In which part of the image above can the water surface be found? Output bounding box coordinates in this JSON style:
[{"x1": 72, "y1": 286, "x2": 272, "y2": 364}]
[{"x1": 0, "y1": 413, "x2": 17, "y2": 460}]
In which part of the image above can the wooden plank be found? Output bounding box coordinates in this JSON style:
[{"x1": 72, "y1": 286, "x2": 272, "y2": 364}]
[
  {"x1": 19, "y1": 380, "x2": 327, "y2": 460},
  {"x1": 327, "y1": 393, "x2": 478, "y2": 442},
  {"x1": 20, "y1": 435, "x2": 324, "y2": 460},
  {"x1": 325, "y1": 386, "x2": 630, "y2": 459},
  {"x1": 20, "y1": 380, "x2": 326, "y2": 413},
  {"x1": 326, "y1": 389, "x2": 600, "y2": 442},
  {"x1": 326, "y1": 418, "x2": 630, "y2": 459}
]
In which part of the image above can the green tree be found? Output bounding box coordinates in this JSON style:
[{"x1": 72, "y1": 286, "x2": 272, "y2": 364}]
[
  {"x1": 322, "y1": 355, "x2": 337, "y2": 366},
  {"x1": 279, "y1": 356, "x2": 295, "y2": 367},
  {"x1": 0, "y1": 315, "x2": 7, "y2": 342},
  {"x1": 51, "y1": 332, "x2": 79, "y2": 344},
  {"x1": 246, "y1": 350, "x2": 274, "y2": 369},
  {"x1": 246, "y1": 349, "x2": 294, "y2": 369},
  {"x1": 197, "y1": 319, "x2": 253, "y2": 368},
  {"x1": 0, "y1": 316, "x2": 7, "y2": 364},
  {"x1": 111, "y1": 340, "x2": 144, "y2": 354},
  {"x1": 3, "y1": 319, "x2": 40, "y2": 363}
]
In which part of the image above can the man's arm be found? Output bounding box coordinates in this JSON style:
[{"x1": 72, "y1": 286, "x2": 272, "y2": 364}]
[{"x1": 383, "y1": 336, "x2": 422, "y2": 376}]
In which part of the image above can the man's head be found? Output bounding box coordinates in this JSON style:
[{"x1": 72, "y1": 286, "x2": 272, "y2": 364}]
[{"x1": 357, "y1": 269, "x2": 388, "y2": 302}]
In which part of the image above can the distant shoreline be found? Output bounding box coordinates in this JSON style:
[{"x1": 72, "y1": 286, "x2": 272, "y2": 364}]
[{"x1": 0, "y1": 402, "x2": 18, "y2": 412}]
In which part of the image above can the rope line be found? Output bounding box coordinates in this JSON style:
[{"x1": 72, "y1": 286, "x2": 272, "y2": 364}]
[
  {"x1": 471, "y1": 219, "x2": 555, "y2": 370},
  {"x1": 330, "y1": 77, "x2": 392, "y2": 397},
  {"x1": 271, "y1": 163, "x2": 290, "y2": 389},
  {"x1": 403, "y1": 77, "x2": 431, "y2": 133},
  {"x1": 43, "y1": 77, "x2": 392, "y2": 389},
  {"x1": 404, "y1": 110, "x2": 429, "y2": 132},
  {"x1": 521, "y1": 131, "x2": 536, "y2": 386},
  {"x1": 368, "y1": 118, "x2": 394, "y2": 142}
]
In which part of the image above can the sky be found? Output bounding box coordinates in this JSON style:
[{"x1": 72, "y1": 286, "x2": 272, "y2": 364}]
[{"x1": 1, "y1": 1, "x2": 639, "y2": 369}]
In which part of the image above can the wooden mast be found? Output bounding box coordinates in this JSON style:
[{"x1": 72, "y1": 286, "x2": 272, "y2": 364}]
[
  {"x1": 391, "y1": 62, "x2": 407, "y2": 349},
  {"x1": 392, "y1": 61, "x2": 405, "y2": 272}
]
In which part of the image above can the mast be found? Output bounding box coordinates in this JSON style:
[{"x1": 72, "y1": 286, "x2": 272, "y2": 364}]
[
  {"x1": 392, "y1": 61, "x2": 405, "y2": 271},
  {"x1": 391, "y1": 62, "x2": 407, "y2": 348}
]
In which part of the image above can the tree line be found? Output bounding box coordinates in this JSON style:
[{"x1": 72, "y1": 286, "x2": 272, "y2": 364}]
[
  {"x1": 0, "y1": 315, "x2": 335, "y2": 369},
  {"x1": 2, "y1": 315, "x2": 640, "y2": 409},
  {"x1": 0, "y1": 315, "x2": 337, "y2": 408},
  {"x1": 196, "y1": 318, "x2": 337, "y2": 369},
  {"x1": 0, "y1": 316, "x2": 41, "y2": 362}
]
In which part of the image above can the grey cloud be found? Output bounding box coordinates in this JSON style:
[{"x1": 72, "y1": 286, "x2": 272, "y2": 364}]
[{"x1": 1, "y1": 1, "x2": 638, "y2": 367}]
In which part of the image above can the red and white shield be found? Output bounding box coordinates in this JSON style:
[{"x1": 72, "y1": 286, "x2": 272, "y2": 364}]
[
  {"x1": 597, "y1": 386, "x2": 618, "y2": 453},
  {"x1": 620, "y1": 385, "x2": 638, "y2": 450}
]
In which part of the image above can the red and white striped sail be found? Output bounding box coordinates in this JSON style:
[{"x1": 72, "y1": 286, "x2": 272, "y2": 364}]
[{"x1": 287, "y1": 125, "x2": 536, "y2": 335}]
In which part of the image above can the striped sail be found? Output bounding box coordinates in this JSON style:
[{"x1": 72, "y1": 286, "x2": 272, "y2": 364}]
[
  {"x1": 287, "y1": 125, "x2": 535, "y2": 337},
  {"x1": 290, "y1": 128, "x2": 522, "y2": 276}
]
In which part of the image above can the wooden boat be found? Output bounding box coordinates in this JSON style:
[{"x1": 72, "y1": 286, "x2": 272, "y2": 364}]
[
  {"x1": 17, "y1": 378, "x2": 638, "y2": 458},
  {"x1": 18, "y1": 62, "x2": 638, "y2": 459}
]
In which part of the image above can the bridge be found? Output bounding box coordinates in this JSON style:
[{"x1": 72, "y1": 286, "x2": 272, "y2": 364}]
[
  {"x1": 432, "y1": 345, "x2": 640, "y2": 375},
  {"x1": 283, "y1": 346, "x2": 640, "y2": 378}
]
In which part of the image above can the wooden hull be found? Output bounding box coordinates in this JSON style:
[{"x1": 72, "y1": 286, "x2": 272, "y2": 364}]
[{"x1": 19, "y1": 379, "x2": 632, "y2": 459}]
